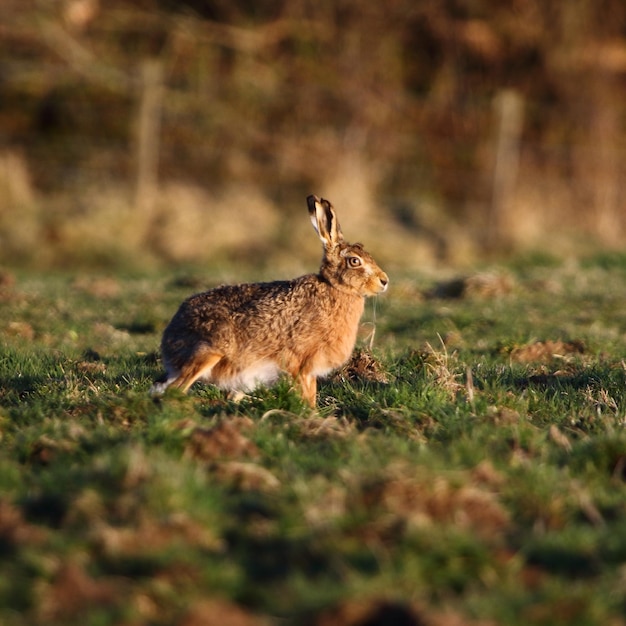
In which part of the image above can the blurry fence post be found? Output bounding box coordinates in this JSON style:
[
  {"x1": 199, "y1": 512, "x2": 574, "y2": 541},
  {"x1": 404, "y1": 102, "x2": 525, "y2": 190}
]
[
  {"x1": 486, "y1": 89, "x2": 524, "y2": 251},
  {"x1": 134, "y1": 60, "x2": 163, "y2": 219}
]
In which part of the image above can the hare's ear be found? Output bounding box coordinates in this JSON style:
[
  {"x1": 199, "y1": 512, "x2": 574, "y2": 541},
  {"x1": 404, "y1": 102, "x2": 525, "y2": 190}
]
[{"x1": 307, "y1": 195, "x2": 344, "y2": 248}]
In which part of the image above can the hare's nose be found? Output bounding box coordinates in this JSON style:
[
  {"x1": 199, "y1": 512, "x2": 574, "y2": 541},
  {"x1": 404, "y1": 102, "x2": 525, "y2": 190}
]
[{"x1": 379, "y1": 274, "x2": 389, "y2": 291}]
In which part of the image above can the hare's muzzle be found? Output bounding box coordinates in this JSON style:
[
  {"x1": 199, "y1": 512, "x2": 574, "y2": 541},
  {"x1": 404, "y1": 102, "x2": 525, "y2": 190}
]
[{"x1": 377, "y1": 273, "x2": 389, "y2": 293}]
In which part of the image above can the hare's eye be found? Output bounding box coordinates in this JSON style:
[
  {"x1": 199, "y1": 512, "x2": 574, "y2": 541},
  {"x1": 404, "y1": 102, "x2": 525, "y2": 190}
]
[{"x1": 347, "y1": 256, "x2": 362, "y2": 268}]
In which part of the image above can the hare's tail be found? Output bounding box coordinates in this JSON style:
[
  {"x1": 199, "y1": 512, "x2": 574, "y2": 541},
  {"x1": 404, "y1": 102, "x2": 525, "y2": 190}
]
[{"x1": 150, "y1": 373, "x2": 176, "y2": 396}]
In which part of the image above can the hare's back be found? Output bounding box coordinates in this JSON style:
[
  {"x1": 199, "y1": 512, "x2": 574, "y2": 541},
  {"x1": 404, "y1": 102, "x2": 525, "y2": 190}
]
[{"x1": 170, "y1": 278, "x2": 311, "y2": 330}]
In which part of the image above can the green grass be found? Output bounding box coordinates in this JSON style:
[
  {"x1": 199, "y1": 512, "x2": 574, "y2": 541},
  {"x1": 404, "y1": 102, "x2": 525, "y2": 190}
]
[{"x1": 1, "y1": 259, "x2": 626, "y2": 625}]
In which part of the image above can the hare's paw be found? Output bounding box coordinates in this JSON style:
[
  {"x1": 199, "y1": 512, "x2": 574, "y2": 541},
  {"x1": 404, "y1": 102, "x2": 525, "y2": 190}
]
[{"x1": 227, "y1": 389, "x2": 248, "y2": 403}]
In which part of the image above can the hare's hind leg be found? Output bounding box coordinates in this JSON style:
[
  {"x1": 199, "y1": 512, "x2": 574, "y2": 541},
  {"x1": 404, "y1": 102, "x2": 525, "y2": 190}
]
[
  {"x1": 169, "y1": 348, "x2": 224, "y2": 393},
  {"x1": 151, "y1": 352, "x2": 222, "y2": 396}
]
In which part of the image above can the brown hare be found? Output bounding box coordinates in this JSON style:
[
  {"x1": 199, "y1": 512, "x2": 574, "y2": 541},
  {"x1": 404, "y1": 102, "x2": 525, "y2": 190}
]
[{"x1": 151, "y1": 195, "x2": 388, "y2": 407}]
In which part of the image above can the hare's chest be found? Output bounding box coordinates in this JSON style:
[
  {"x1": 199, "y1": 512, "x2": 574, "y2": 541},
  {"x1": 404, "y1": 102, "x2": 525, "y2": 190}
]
[{"x1": 308, "y1": 323, "x2": 360, "y2": 378}]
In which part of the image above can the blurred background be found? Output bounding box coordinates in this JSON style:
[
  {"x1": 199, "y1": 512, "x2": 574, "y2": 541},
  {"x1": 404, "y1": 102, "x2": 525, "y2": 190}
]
[{"x1": 1, "y1": 0, "x2": 625, "y2": 271}]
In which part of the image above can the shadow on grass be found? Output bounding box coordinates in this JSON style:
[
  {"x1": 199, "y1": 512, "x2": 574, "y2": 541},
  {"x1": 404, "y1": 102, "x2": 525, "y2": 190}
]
[
  {"x1": 0, "y1": 373, "x2": 44, "y2": 403},
  {"x1": 476, "y1": 361, "x2": 622, "y2": 395}
]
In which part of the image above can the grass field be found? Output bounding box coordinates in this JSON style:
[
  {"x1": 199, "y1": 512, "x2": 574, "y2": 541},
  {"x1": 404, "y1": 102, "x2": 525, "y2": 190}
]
[{"x1": 1, "y1": 254, "x2": 626, "y2": 626}]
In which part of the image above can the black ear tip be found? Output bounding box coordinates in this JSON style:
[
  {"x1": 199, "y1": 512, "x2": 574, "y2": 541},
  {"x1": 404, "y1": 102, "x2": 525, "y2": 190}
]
[{"x1": 306, "y1": 195, "x2": 320, "y2": 211}]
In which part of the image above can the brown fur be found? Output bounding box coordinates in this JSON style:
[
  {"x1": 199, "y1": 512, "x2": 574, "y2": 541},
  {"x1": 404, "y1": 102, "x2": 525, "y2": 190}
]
[{"x1": 152, "y1": 195, "x2": 388, "y2": 407}]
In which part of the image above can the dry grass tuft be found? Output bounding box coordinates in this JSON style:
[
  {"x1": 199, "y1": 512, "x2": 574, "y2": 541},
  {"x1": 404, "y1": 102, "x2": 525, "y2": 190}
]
[
  {"x1": 422, "y1": 342, "x2": 465, "y2": 399},
  {"x1": 335, "y1": 348, "x2": 390, "y2": 384},
  {"x1": 295, "y1": 415, "x2": 356, "y2": 440},
  {"x1": 92, "y1": 322, "x2": 132, "y2": 345},
  {"x1": 75, "y1": 360, "x2": 107, "y2": 375},
  {"x1": 149, "y1": 183, "x2": 279, "y2": 264},
  {"x1": 27, "y1": 435, "x2": 76, "y2": 465},
  {"x1": 0, "y1": 151, "x2": 42, "y2": 263},
  {"x1": 260, "y1": 409, "x2": 355, "y2": 440},
  {"x1": 484, "y1": 406, "x2": 522, "y2": 426}
]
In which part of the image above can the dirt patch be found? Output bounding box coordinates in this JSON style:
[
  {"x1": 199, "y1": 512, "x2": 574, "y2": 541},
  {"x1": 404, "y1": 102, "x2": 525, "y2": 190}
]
[
  {"x1": 72, "y1": 276, "x2": 121, "y2": 298},
  {"x1": 212, "y1": 461, "x2": 280, "y2": 492},
  {"x1": 308, "y1": 599, "x2": 428, "y2": 626},
  {"x1": 92, "y1": 512, "x2": 223, "y2": 556},
  {"x1": 179, "y1": 598, "x2": 267, "y2": 626},
  {"x1": 511, "y1": 340, "x2": 585, "y2": 363},
  {"x1": 0, "y1": 270, "x2": 17, "y2": 303},
  {"x1": 353, "y1": 464, "x2": 510, "y2": 541},
  {"x1": 38, "y1": 561, "x2": 121, "y2": 621},
  {"x1": 430, "y1": 272, "x2": 515, "y2": 299},
  {"x1": 183, "y1": 417, "x2": 279, "y2": 491},
  {"x1": 308, "y1": 598, "x2": 497, "y2": 626},
  {"x1": 185, "y1": 417, "x2": 259, "y2": 462},
  {"x1": 6, "y1": 321, "x2": 35, "y2": 340},
  {"x1": 377, "y1": 477, "x2": 509, "y2": 536},
  {"x1": 0, "y1": 269, "x2": 15, "y2": 290},
  {"x1": 0, "y1": 500, "x2": 47, "y2": 546}
]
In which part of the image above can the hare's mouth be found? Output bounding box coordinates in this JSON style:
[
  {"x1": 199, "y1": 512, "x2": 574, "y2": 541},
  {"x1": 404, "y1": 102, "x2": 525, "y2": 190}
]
[{"x1": 364, "y1": 277, "x2": 388, "y2": 296}]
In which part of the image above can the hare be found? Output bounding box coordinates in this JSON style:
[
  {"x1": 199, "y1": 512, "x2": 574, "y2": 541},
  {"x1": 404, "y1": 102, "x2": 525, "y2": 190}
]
[{"x1": 151, "y1": 195, "x2": 388, "y2": 407}]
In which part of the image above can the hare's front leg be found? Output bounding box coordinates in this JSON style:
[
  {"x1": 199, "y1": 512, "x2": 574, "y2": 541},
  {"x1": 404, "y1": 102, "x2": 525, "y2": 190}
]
[{"x1": 294, "y1": 372, "x2": 317, "y2": 407}]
